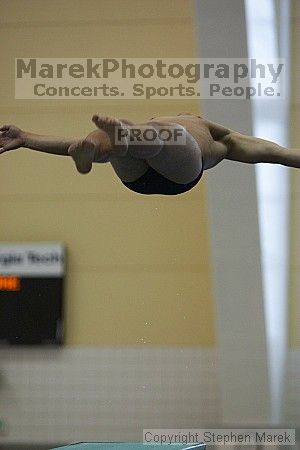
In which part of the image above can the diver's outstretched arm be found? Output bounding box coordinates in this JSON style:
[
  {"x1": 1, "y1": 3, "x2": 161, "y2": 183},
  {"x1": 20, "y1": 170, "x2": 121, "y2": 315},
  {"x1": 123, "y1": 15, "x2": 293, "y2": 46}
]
[
  {"x1": 204, "y1": 119, "x2": 300, "y2": 168},
  {"x1": 221, "y1": 132, "x2": 300, "y2": 167},
  {"x1": 0, "y1": 124, "x2": 78, "y2": 156}
]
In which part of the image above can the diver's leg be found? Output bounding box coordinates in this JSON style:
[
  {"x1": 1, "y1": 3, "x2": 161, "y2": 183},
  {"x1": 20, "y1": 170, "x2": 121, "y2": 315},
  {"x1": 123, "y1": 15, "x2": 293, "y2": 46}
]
[
  {"x1": 68, "y1": 127, "x2": 149, "y2": 180},
  {"x1": 93, "y1": 115, "x2": 203, "y2": 184},
  {"x1": 144, "y1": 123, "x2": 203, "y2": 184}
]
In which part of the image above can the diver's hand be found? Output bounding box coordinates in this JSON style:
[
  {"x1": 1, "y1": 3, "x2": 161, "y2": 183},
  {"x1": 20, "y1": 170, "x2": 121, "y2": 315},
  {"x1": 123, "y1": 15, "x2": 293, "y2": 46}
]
[{"x1": 0, "y1": 125, "x2": 26, "y2": 154}]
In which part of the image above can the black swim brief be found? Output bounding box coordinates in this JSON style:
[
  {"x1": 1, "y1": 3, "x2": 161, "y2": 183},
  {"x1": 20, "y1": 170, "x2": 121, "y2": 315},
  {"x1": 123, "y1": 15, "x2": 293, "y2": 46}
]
[{"x1": 121, "y1": 165, "x2": 204, "y2": 195}]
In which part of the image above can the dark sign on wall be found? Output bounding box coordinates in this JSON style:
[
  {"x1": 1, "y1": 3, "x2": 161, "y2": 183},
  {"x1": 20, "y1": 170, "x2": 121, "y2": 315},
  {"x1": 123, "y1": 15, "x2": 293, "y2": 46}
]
[{"x1": 0, "y1": 243, "x2": 65, "y2": 345}]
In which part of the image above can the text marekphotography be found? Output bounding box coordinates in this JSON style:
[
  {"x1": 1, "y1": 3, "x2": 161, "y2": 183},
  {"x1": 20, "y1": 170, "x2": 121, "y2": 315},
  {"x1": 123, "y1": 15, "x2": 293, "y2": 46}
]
[{"x1": 15, "y1": 58, "x2": 286, "y2": 100}]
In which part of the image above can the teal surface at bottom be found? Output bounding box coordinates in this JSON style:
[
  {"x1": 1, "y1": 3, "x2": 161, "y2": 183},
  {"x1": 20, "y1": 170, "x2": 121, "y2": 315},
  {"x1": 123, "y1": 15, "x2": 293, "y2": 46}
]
[{"x1": 51, "y1": 443, "x2": 206, "y2": 450}]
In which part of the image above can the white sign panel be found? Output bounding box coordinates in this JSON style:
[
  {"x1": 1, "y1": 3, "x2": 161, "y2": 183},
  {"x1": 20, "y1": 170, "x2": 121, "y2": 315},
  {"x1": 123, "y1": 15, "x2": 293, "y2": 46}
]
[{"x1": 0, "y1": 243, "x2": 65, "y2": 277}]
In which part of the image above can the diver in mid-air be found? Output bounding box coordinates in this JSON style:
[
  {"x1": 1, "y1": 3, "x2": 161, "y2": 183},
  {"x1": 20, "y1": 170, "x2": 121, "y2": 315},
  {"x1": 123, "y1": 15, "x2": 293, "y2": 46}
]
[{"x1": 0, "y1": 112, "x2": 297, "y2": 195}]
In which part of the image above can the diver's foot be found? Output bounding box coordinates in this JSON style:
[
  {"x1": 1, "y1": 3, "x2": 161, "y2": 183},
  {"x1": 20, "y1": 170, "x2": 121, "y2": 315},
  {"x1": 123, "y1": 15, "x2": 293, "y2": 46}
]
[
  {"x1": 92, "y1": 114, "x2": 128, "y2": 157},
  {"x1": 68, "y1": 139, "x2": 96, "y2": 174}
]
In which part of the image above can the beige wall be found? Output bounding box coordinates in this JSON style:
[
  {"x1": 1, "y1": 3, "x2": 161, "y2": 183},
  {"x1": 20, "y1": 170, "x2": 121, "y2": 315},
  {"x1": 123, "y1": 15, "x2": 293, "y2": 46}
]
[
  {"x1": 0, "y1": 0, "x2": 215, "y2": 346},
  {"x1": 289, "y1": 0, "x2": 300, "y2": 348}
]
